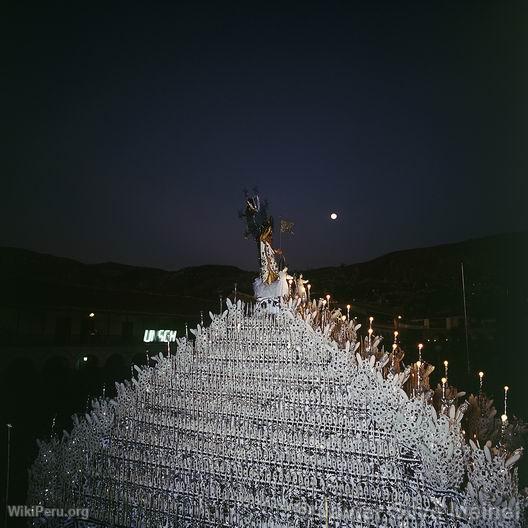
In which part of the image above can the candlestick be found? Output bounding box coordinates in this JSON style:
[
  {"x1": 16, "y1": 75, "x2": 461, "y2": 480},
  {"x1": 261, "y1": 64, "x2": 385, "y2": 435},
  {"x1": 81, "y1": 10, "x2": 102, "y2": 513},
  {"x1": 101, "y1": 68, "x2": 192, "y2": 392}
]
[{"x1": 501, "y1": 411, "x2": 509, "y2": 441}]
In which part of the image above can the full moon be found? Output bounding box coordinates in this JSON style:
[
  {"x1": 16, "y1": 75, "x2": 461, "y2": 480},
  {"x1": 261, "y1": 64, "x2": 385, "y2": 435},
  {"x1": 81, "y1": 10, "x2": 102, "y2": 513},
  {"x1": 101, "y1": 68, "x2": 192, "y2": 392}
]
[{"x1": 330, "y1": 212, "x2": 338, "y2": 220}]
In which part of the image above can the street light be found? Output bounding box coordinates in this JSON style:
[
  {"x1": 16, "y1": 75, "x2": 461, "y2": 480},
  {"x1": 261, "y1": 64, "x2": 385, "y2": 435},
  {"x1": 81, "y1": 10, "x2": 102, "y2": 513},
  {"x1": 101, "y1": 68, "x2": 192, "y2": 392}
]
[{"x1": 5, "y1": 424, "x2": 13, "y2": 528}]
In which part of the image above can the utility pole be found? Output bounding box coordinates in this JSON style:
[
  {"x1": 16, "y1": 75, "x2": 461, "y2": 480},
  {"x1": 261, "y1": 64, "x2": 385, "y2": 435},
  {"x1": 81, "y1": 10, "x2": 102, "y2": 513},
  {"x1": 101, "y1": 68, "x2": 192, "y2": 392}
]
[{"x1": 461, "y1": 262, "x2": 470, "y2": 376}]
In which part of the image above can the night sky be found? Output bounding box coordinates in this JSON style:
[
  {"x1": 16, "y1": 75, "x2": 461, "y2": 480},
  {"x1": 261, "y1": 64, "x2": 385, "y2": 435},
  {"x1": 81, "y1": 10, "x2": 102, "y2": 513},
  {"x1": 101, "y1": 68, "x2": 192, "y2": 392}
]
[{"x1": 2, "y1": 2, "x2": 527, "y2": 271}]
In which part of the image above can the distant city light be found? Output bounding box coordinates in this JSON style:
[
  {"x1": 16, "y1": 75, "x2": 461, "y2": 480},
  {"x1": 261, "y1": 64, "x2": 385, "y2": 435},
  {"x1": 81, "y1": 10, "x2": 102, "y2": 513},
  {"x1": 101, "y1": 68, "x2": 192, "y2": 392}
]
[{"x1": 330, "y1": 213, "x2": 338, "y2": 220}]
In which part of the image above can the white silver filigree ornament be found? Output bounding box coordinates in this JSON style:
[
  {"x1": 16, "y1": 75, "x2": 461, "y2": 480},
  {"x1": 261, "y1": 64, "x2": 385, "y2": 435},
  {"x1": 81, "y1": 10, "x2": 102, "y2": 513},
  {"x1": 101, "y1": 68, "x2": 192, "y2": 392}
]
[{"x1": 27, "y1": 300, "x2": 526, "y2": 527}]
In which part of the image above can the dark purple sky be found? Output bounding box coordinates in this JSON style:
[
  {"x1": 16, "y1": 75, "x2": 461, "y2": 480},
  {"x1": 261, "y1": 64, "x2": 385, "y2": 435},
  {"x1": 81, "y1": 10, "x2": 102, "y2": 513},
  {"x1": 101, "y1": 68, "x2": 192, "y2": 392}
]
[{"x1": 2, "y1": 2, "x2": 527, "y2": 271}]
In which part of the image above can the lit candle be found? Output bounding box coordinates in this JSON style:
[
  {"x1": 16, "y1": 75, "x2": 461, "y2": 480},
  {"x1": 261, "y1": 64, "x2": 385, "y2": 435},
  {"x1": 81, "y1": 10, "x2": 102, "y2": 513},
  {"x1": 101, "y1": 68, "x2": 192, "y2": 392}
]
[
  {"x1": 346, "y1": 304, "x2": 350, "y2": 321},
  {"x1": 418, "y1": 343, "x2": 423, "y2": 363},
  {"x1": 441, "y1": 377, "x2": 447, "y2": 399},
  {"x1": 326, "y1": 294, "x2": 331, "y2": 310},
  {"x1": 394, "y1": 330, "x2": 399, "y2": 344},
  {"x1": 504, "y1": 386, "x2": 509, "y2": 418},
  {"x1": 416, "y1": 360, "x2": 422, "y2": 390},
  {"x1": 307, "y1": 283, "x2": 311, "y2": 302},
  {"x1": 478, "y1": 371, "x2": 484, "y2": 394},
  {"x1": 443, "y1": 360, "x2": 449, "y2": 381}
]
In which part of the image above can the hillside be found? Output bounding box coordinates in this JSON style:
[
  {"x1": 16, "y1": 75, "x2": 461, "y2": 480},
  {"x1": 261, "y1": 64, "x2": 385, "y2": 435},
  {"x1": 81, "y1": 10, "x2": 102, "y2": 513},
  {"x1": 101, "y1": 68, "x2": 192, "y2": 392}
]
[{"x1": 0, "y1": 231, "x2": 526, "y2": 319}]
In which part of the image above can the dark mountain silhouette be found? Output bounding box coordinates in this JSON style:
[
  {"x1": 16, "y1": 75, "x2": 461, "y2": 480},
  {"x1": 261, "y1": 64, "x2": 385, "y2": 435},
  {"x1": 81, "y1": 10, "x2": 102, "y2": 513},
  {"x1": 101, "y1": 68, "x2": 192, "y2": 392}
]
[{"x1": 0, "y1": 231, "x2": 526, "y2": 319}]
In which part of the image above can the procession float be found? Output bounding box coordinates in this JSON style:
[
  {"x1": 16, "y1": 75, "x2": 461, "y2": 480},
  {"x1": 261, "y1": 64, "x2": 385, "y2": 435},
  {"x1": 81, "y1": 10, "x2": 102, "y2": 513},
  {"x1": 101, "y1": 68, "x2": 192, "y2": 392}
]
[{"x1": 28, "y1": 192, "x2": 527, "y2": 527}]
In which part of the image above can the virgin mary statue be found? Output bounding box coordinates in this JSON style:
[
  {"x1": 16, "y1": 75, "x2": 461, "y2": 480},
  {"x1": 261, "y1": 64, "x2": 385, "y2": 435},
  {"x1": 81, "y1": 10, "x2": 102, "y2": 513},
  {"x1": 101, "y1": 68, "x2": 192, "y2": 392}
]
[{"x1": 240, "y1": 192, "x2": 289, "y2": 301}]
